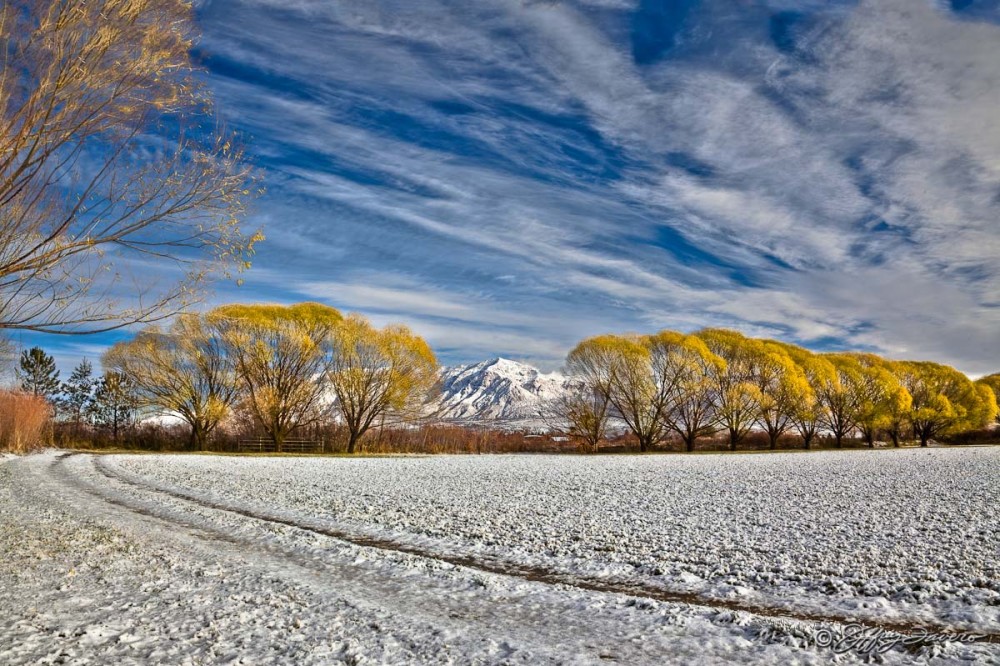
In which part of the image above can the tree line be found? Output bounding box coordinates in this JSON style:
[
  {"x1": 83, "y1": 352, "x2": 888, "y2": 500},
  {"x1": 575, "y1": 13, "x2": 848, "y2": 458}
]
[
  {"x1": 561, "y1": 329, "x2": 999, "y2": 451},
  {"x1": 13, "y1": 348, "x2": 138, "y2": 445},
  {"x1": 10, "y1": 302, "x2": 438, "y2": 452},
  {"x1": 7, "y1": 319, "x2": 1000, "y2": 454}
]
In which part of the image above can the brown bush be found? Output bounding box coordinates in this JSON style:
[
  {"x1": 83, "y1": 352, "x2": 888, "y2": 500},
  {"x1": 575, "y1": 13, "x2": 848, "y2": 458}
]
[
  {"x1": 0, "y1": 391, "x2": 51, "y2": 453},
  {"x1": 942, "y1": 427, "x2": 1000, "y2": 445}
]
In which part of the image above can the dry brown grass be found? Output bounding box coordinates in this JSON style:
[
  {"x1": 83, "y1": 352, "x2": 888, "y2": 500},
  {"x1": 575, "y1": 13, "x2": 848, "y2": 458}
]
[{"x1": 0, "y1": 391, "x2": 50, "y2": 453}]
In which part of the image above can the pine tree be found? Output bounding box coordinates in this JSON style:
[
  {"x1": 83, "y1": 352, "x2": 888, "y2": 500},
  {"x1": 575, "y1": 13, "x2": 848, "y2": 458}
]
[
  {"x1": 17, "y1": 347, "x2": 60, "y2": 399},
  {"x1": 89, "y1": 371, "x2": 138, "y2": 445},
  {"x1": 59, "y1": 359, "x2": 95, "y2": 435}
]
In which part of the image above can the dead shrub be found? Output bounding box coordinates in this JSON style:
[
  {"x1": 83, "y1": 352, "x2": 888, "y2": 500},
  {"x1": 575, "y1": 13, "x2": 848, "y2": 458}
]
[{"x1": 0, "y1": 390, "x2": 51, "y2": 453}]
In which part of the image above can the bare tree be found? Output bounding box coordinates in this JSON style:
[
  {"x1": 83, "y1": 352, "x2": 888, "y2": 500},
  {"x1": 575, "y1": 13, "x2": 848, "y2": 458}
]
[
  {"x1": 0, "y1": 0, "x2": 260, "y2": 334},
  {"x1": 556, "y1": 385, "x2": 610, "y2": 452}
]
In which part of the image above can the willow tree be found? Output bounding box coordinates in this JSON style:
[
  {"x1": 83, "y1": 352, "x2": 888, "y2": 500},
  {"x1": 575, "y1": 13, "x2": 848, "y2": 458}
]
[
  {"x1": 850, "y1": 354, "x2": 912, "y2": 448},
  {"x1": 753, "y1": 343, "x2": 812, "y2": 449},
  {"x1": 212, "y1": 303, "x2": 341, "y2": 451},
  {"x1": 977, "y1": 374, "x2": 1000, "y2": 425},
  {"x1": 326, "y1": 315, "x2": 437, "y2": 454},
  {"x1": 565, "y1": 335, "x2": 663, "y2": 452},
  {"x1": 563, "y1": 334, "x2": 622, "y2": 452},
  {"x1": 0, "y1": 0, "x2": 260, "y2": 334},
  {"x1": 881, "y1": 360, "x2": 916, "y2": 447},
  {"x1": 815, "y1": 354, "x2": 865, "y2": 448},
  {"x1": 104, "y1": 314, "x2": 238, "y2": 450},
  {"x1": 694, "y1": 329, "x2": 760, "y2": 450},
  {"x1": 902, "y1": 361, "x2": 996, "y2": 446},
  {"x1": 766, "y1": 342, "x2": 836, "y2": 449},
  {"x1": 567, "y1": 331, "x2": 718, "y2": 452},
  {"x1": 659, "y1": 333, "x2": 724, "y2": 452}
]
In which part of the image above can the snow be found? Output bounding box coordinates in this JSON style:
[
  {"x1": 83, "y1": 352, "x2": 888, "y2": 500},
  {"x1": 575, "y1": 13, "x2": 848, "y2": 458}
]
[
  {"x1": 430, "y1": 358, "x2": 574, "y2": 427},
  {"x1": 2, "y1": 449, "x2": 998, "y2": 664}
]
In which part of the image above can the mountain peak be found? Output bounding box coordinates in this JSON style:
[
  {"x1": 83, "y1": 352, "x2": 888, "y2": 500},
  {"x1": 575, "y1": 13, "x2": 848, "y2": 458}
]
[{"x1": 431, "y1": 358, "x2": 574, "y2": 426}]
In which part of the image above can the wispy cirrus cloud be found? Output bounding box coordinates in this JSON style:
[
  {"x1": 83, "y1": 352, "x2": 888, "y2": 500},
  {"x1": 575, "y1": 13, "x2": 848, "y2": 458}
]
[{"x1": 21, "y1": 0, "x2": 1000, "y2": 376}]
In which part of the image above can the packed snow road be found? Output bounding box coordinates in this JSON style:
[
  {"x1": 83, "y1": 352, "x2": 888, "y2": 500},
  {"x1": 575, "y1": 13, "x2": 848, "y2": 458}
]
[{"x1": 1, "y1": 450, "x2": 998, "y2": 664}]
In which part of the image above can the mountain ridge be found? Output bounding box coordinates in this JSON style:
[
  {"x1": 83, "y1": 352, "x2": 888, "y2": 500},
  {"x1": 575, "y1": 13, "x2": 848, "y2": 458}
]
[{"x1": 428, "y1": 357, "x2": 576, "y2": 428}]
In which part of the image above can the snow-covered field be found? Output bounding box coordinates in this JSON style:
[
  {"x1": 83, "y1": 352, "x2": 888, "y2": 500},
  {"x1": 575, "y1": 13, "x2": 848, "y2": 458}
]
[{"x1": 2, "y1": 448, "x2": 998, "y2": 664}]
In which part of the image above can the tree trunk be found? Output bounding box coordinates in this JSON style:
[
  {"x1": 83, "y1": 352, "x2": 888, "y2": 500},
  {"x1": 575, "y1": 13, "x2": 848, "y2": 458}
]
[
  {"x1": 347, "y1": 431, "x2": 359, "y2": 454},
  {"x1": 192, "y1": 425, "x2": 209, "y2": 452},
  {"x1": 768, "y1": 430, "x2": 779, "y2": 450},
  {"x1": 683, "y1": 434, "x2": 695, "y2": 452}
]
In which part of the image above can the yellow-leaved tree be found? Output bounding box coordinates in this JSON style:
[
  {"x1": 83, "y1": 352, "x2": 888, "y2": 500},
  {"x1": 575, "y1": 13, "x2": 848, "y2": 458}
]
[
  {"x1": 769, "y1": 342, "x2": 837, "y2": 449},
  {"x1": 901, "y1": 361, "x2": 997, "y2": 446},
  {"x1": 694, "y1": 329, "x2": 761, "y2": 450},
  {"x1": 849, "y1": 353, "x2": 912, "y2": 448},
  {"x1": 656, "y1": 332, "x2": 724, "y2": 452},
  {"x1": 211, "y1": 303, "x2": 341, "y2": 451},
  {"x1": 880, "y1": 359, "x2": 916, "y2": 447},
  {"x1": 327, "y1": 314, "x2": 438, "y2": 454},
  {"x1": 565, "y1": 334, "x2": 672, "y2": 452},
  {"x1": 976, "y1": 374, "x2": 1000, "y2": 425},
  {"x1": 814, "y1": 354, "x2": 866, "y2": 447},
  {"x1": 104, "y1": 313, "x2": 237, "y2": 450},
  {"x1": 562, "y1": 334, "x2": 623, "y2": 452},
  {"x1": 753, "y1": 343, "x2": 812, "y2": 449},
  {"x1": 566, "y1": 331, "x2": 726, "y2": 452}
]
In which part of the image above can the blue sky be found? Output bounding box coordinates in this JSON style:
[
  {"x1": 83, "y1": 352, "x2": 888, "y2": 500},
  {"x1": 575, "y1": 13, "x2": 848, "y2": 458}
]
[{"x1": 14, "y1": 0, "x2": 1000, "y2": 375}]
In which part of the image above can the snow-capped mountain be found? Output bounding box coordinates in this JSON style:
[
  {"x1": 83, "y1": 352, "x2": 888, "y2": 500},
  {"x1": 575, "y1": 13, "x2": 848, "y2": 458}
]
[{"x1": 429, "y1": 358, "x2": 576, "y2": 427}]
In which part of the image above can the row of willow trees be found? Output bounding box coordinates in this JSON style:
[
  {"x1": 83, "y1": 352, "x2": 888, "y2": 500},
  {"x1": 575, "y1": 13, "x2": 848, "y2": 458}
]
[
  {"x1": 561, "y1": 329, "x2": 1000, "y2": 451},
  {"x1": 103, "y1": 302, "x2": 437, "y2": 452}
]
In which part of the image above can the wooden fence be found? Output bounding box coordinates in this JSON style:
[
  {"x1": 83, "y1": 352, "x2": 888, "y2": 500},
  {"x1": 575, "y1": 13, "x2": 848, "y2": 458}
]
[{"x1": 236, "y1": 438, "x2": 324, "y2": 454}]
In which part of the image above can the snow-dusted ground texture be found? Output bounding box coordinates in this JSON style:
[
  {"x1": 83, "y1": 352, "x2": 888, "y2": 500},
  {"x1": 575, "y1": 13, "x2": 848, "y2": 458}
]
[{"x1": 2, "y1": 449, "x2": 999, "y2": 664}]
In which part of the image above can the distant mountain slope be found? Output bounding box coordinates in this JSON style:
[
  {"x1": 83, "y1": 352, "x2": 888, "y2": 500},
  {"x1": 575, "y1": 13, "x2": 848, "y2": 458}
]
[{"x1": 430, "y1": 358, "x2": 575, "y2": 426}]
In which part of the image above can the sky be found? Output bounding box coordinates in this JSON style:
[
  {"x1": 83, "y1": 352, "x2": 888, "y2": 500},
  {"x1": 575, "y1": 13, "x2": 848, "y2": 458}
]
[{"x1": 14, "y1": 0, "x2": 1000, "y2": 376}]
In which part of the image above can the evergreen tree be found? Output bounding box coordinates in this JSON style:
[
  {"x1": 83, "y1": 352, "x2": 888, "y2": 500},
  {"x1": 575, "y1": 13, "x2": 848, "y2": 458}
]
[
  {"x1": 89, "y1": 371, "x2": 138, "y2": 444},
  {"x1": 17, "y1": 347, "x2": 60, "y2": 399},
  {"x1": 59, "y1": 359, "x2": 95, "y2": 434}
]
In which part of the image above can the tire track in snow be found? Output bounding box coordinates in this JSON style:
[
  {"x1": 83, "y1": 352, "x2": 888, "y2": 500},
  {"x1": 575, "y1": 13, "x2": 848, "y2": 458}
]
[
  {"x1": 41, "y1": 452, "x2": 752, "y2": 664},
  {"x1": 77, "y1": 452, "x2": 1000, "y2": 645}
]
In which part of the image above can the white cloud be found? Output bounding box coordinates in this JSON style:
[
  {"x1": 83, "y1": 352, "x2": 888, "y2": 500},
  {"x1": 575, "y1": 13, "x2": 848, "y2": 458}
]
[{"x1": 163, "y1": 0, "x2": 1000, "y2": 376}]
